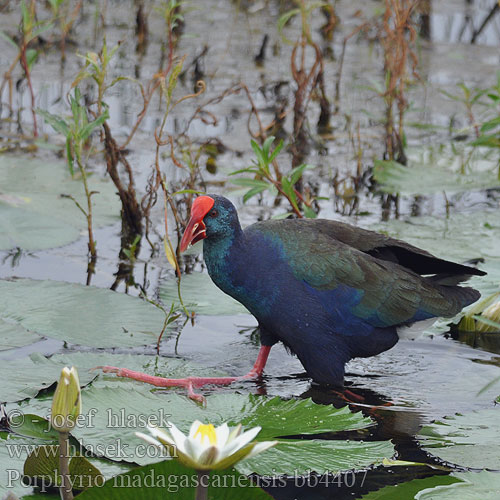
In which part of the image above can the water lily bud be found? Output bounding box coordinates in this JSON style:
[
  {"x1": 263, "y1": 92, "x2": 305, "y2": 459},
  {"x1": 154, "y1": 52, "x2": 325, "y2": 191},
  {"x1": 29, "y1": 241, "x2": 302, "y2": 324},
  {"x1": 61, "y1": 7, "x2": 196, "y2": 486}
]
[
  {"x1": 477, "y1": 301, "x2": 500, "y2": 333},
  {"x1": 51, "y1": 366, "x2": 81, "y2": 432},
  {"x1": 457, "y1": 314, "x2": 476, "y2": 332}
]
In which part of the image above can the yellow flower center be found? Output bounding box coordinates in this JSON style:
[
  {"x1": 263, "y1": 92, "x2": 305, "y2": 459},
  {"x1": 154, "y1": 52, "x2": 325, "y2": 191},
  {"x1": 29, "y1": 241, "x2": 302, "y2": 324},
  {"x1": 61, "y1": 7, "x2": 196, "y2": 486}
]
[{"x1": 194, "y1": 424, "x2": 217, "y2": 445}]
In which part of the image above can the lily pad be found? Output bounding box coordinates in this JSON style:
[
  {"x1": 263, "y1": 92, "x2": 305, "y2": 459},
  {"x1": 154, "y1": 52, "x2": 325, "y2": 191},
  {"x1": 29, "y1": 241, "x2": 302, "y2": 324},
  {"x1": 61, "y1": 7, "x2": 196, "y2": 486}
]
[
  {"x1": 360, "y1": 474, "x2": 469, "y2": 499},
  {"x1": 0, "y1": 204, "x2": 81, "y2": 251},
  {"x1": 8, "y1": 413, "x2": 59, "y2": 440},
  {"x1": 0, "y1": 432, "x2": 49, "y2": 498},
  {"x1": 0, "y1": 318, "x2": 41, "y2": 351},
  {"x1": 418, "y1": 471, "x2": 500, "y2": 499},
  {"x1": 0, "y1": 278, "x2": 170, "y2": 349},
  {"x1": 160, "y1": 272, "x2": 248, "y2": 316},
  {"x1": 417, "y1": 408, "x2": 500, "y2": 469},
  {"x1": 1, "y1": 350, "x2": 228, "y2": 404},
  {"x1": 0, "y1": 430, "x2": 129, "y2": 499},
  {"x1": 12, "y1": 387, "x2": 394, "y2": 475},
  {"x1": 237, "y1": 439, "x2": 394, "y2": 476},
  {"x1": 373, "y1": 145, "x2": 500, "y2": 195},
  {"x1": 0, "y1": 155, "x2": 120, "y2": 251},
  {"x1": 78, "y1": 458, "x2": 271, "y2": 499},
  {"x1": 0, "y1": 352, "x2": 97, "y2": 403},
  {"x1": 23, "y1": 444, "x2": 103, "y2": 489}
]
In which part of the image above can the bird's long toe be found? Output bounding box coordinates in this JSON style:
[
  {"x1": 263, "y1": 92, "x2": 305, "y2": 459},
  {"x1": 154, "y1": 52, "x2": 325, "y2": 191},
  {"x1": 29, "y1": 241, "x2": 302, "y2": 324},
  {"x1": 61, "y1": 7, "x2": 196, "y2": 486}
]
[{"x1": 93, "y1": 365, "x2": 245, "y2": 402}]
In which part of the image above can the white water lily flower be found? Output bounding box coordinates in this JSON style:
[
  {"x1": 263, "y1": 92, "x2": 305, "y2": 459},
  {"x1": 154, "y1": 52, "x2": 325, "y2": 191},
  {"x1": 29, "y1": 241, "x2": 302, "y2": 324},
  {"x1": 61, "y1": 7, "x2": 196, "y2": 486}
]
[{"x1": 136, "y1": 420, "x2": 277, "y2": 470}]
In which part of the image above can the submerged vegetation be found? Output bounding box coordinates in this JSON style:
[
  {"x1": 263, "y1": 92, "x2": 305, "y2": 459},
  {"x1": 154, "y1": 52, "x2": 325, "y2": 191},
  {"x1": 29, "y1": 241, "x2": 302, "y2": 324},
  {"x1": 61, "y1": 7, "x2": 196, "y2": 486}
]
[{"x1": 1, "y1": 0, "x2": 500, "y2": 498}]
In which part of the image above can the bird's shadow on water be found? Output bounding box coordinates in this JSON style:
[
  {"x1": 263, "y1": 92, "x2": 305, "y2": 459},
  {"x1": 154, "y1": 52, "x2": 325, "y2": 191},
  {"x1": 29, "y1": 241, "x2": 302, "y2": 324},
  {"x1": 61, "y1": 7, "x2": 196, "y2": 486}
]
[{"x1": 256, "y1": 376, "x2": 455, "y2": 500}]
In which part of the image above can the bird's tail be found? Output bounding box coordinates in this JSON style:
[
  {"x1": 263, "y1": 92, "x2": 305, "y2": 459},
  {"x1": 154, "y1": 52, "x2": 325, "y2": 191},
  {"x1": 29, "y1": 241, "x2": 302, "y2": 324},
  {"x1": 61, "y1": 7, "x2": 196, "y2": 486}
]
[{"x1": 436, "y1": 284, "x2": 481, "y2": 316}]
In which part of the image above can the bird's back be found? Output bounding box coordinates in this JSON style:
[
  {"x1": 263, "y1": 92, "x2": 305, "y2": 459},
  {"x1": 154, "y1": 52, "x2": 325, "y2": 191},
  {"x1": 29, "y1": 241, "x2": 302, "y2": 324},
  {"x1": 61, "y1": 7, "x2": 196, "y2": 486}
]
[{"x1": 242, "y1": 218, "x2": 483, "y2": 342}]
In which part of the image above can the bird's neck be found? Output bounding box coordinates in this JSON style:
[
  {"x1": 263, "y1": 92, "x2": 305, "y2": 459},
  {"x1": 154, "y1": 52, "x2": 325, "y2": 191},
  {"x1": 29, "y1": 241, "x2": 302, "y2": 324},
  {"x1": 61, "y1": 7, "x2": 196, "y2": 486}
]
[
  {"x1": 203, "y1": 225, "x2": 242, "y2": 275},
  {"x1": 202, "y1": 225, "x2": 246, "y2": 297},
  {"x1": 202, "y1": 224, "x2": 277, "y2": 318}
]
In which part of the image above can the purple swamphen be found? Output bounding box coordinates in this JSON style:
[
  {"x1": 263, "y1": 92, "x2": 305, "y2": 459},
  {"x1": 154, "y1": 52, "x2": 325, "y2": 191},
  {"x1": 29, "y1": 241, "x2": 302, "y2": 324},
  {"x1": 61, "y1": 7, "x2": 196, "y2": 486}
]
[{"x1": 100, "y1": 195, "x2": 485, "y2": 402}]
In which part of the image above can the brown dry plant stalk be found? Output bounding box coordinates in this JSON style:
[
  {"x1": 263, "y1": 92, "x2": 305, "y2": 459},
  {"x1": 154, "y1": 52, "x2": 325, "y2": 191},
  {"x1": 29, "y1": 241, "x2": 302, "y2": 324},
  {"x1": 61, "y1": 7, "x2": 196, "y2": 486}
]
[
  {"x1": 380, "y1": 0, "x2": 420, "y2": 163},
  {"x1": 289, "y1": 1, "x2": 329, "y2": 173}
]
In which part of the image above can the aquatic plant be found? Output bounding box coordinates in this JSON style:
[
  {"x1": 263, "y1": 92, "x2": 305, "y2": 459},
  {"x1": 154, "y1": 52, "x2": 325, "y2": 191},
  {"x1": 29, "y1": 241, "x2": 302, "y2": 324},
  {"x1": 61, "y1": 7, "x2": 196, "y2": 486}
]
[
  {"x1": 137, "y1": 421, "x2": 276, "y2": 499},
  {"x1": 51, "y1": 366, "x2": 81, "y2": 500},
  {"x1": 0, "y1": 0, "x2": 51, "y2": 136},
  {"x1": 378, "y1": 0, "x2": 420, "y2": 164},
  {"x1": 231, "y1": 136, "x2": 318, "y2": 218},
  {"x1": 279, "y1": 0, "x2": 330, "y2": 171},
  {"x1": 47, "y1": 0, "x2": 82, "y2": 65},
  {"x1": 38, "y1": 88, "x2": 108, "y2": 266},
  {"x1": 73, "y1": 39, "x2": 145, "y2": 238}
]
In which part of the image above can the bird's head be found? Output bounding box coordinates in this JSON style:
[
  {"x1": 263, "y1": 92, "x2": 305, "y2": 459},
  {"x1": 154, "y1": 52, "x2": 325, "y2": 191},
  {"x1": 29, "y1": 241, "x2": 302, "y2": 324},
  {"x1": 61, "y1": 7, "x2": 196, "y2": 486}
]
[{"x1": 180, "y1": 195, "x2": 240, "y2": 252}]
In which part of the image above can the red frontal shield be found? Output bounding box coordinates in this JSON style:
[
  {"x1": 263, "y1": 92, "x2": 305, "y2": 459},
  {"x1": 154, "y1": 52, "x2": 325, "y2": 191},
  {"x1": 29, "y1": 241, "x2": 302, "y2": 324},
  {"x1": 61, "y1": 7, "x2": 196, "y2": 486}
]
[{"x1": 179, "y1": 196, "x2": 215, "y2": 252}]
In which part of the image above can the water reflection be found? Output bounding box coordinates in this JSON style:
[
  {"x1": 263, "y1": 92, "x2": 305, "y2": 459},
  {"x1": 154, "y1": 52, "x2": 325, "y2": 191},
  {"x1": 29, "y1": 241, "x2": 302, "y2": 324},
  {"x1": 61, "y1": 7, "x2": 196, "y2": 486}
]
[
  {"x1": 431, "y1": 0, "x2": 500, "y2": 46},
  {"x1": 451, "y1": 329, "x2": 500, "y2": 356}
]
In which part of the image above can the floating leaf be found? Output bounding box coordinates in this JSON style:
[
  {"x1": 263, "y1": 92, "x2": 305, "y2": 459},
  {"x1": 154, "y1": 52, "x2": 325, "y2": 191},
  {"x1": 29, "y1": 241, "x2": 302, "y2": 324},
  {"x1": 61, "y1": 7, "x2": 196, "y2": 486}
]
[
  {"x1": 78, "y1": 458, "x2": 270, "y2": 499},
  {"x1": 419, "y1": 471, "x2": 500, "y2": 500},
  {"x1": 13, "y1": 387, "x2": 393, "y2": 476},
  {"x1": 0, "y1": 204, "x2": 81, "y2": 251},
  {"x1": 0, "y1": 430, "x2": 128, "y2": 499},
  {"x1": 0, "y1": 156, "x2": 120, "y2": 250},
  {"x1": 373, "y1": 145, "x2": 500, "y2": 195},
  {"x1": 238, "y1": 439, "x2": 394, "y2": 476},
  {"x1": 0, "y1": 279, "x2": 170, "y2": 350},
  {"x1": 0, "y1": 319, "x2": 41, "y2": 351},
  {"x1": 8, "y1": 414, "x2": 58, "y2": 441},
  {"x1": 160, "y1": 272, "x2": 248, "y2": 315},
  {"x1": 417, "y1": 408, "x2": 500, "y2": 469},
  {"x1": 0, "y1": 349, "x2": 211, "y2": 404},
  {"x1": 23, "y1": 445, "x2": 103, "y2": 489},
  {"x1": 360, "y1": 474, "x2": 464, "y2": 499}
]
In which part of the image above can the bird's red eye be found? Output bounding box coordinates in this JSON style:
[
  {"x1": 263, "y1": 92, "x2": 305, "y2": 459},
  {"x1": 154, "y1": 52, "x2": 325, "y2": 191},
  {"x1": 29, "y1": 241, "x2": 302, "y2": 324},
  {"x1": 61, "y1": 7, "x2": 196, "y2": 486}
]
[{"x1": 209, "y1": 210, "x2": 218, "y2": 218}]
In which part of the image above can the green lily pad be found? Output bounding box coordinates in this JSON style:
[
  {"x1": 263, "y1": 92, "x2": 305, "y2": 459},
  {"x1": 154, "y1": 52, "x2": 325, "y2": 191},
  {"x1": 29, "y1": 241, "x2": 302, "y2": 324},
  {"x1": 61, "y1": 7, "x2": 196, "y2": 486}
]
[
  {"x1": 417, "y1": 408, "x2": 500, "y2": 469},
  {"x1": 0, "y1": 432, "x2": 48, "y2": 498},
  {"x1": 360, "y1": 474, "x2": 467, "y2": 499},
  {"x1": 212, "y1": 394, "x2": 373, "y2": 439},
  {"x1": 1, "y1": 350, "x2": 229, "y2": 404},
  {"x1": 0, "y1": 204, "x2": 81, "y2": 251},
  {"x1": 23, "y1": 444, "x2": 103, "y2": 489},
  {"x1": 373, "y1": 145, "x2": 500, "y2": 195},
  {"x1": 160, "y1": 272, "x2": 248, "y2": 316},
  {"x1": 0, "y1": 278, "x2": 170, "y2": 350},
  {"x1": 12, "y1": 387, "x2": 393, "y2": 476},
  {"x1": 0, "y1": 430, "x2": 128, "y2": 499},
  {"x1": 0, "y1": 352, "x2": 97, "y2": 404},
  {"x1": 0, "y1": 155, "x2": 120, "y2": 251},
  {"x1": 238, "y1": 439, "x2": 394, "y2": 476},
  {"x1": 419, "y1": 471, "x2": 500, "y2": 499},
  {"x1": 0, "y1": 318, "x2": 41, "y2": 351},
  {"x1": 8, "y1": 413, "x2": 59, "y2": 440},
  {"x1": 77, "y1": 459, "x2": 271, "y2": 499}
]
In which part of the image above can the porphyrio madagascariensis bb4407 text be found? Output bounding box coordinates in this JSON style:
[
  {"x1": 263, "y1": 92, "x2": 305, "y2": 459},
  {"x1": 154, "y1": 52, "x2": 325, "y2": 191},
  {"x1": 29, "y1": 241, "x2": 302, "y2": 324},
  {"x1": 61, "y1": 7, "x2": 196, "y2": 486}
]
[{"x1": 99, "y1": 195, "x2": 485, "y2": 402}]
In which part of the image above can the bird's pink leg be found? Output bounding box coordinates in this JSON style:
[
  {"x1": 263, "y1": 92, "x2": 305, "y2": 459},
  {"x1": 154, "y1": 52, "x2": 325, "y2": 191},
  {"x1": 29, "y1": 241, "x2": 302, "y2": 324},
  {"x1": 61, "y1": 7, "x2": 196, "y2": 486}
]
[
  {"x1": 239, "y1": 344, "x2": 271, "y2": 379},
  {"x1": 94, "y1": 345, "x2": 272, "y2": 403}
]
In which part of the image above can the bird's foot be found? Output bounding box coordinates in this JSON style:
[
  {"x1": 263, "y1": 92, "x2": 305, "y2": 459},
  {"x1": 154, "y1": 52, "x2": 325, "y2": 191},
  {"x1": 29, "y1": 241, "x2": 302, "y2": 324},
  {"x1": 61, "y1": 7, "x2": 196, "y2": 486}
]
[
  {"x1": 94, "y1": 346, "x2": 271, "y2": 404},
  {"x1": 328, "y1": 387, "x2": 366, "y2": 404},
  {"x1": 94, "y1": 366, "x2": 260, "y2": 404}
]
